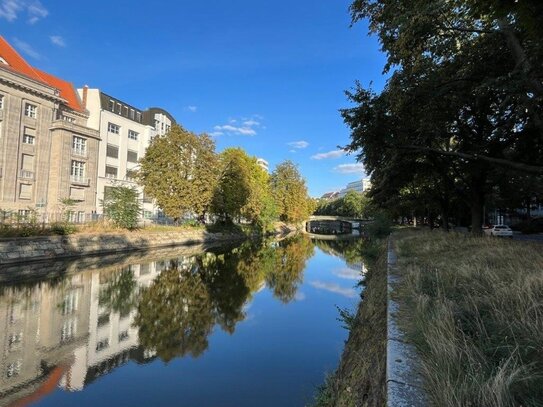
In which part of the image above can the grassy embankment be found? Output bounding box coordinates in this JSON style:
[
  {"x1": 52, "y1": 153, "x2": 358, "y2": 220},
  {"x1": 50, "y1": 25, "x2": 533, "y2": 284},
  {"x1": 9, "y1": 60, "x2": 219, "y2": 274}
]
[
  {"x1": 395, "y1": 230, "x2": 543, "y2": 406},
  {"x1": 312, "y1": 237, "x2": 388, "y2": 406}
]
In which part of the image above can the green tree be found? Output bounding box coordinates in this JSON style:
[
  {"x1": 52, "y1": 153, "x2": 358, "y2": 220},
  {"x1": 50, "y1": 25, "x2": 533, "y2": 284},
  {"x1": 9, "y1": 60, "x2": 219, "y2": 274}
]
[
  {"x1": 345, "y1": 0, "x2": 543, "y2": 233},
  {"x1": 270, "y1": 161, "x2": 312, "y2": 223},
  {"x1": 101, "y1": 185, "x2": 141, "y2": 229},
  {"x1": 212, "y1": 148, "x2": 252, "y2": 222},
  {"x1": 138, "y1": 125, "x2": 218, "y2": 221},
  {"x1": 98, "y1": 267, "x2": 138, "y2": 316}
]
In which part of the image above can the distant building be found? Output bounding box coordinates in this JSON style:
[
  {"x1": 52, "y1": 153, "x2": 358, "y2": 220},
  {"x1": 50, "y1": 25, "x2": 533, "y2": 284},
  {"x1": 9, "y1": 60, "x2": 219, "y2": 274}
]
[
  {"x1": 256, "y1": 158, "x2": 269, "y2": 172},
  {"x1": 320, "y1": 191, "x2": 340, "y2": 200},
  {"x1": 338, "y1": 178, "x2": 371, "y2": 198}
]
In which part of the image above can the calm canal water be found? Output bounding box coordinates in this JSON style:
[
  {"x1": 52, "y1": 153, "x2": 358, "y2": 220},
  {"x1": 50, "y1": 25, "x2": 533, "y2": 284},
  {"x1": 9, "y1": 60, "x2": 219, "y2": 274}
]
[{"x1": 0, "y1": 235, "x2": 366, "y2": 407}]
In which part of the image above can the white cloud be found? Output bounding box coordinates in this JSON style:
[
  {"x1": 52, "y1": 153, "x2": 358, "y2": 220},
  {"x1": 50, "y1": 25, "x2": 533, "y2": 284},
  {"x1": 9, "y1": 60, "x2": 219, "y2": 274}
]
[
  {"x1": 49, "y1": 35, "x2": 66, "y2": 47},
  {"x1": 209, "y1": 131, "x2": 224, "y2": 137},
  {"x1": 311, "y1": 149, "x2": 346, "y2": 160},
  {"x1": 0, "y1": 0, "x2": 48, "y2": 23},
  {"x1": 287, "y1": 140, "x2": 309, "y2": 149},
  {"x1": 333, "y1": 268, "x2": 362, "y2": 281},
  {"x1": 310, "y1": 281, "x2": 358, "y2": 298},
  {"x1": 334, "y1": 163, "x2": 365, "y2": 174},
  {"x1": 212, "y1": 115, "x2": 262, "y2": 136},
  {"x1": 12, "y1": 37, "x2": 40, "y2": 59},
  {"x1": 242, "y1": 119, "x2": 260, "y2": 127},
  {"x1": 27, "y1": 0, "x2": 47, "y2": 23},
  {"x1": 186, "y1": 105, "x2": 197, "y2": 112}
]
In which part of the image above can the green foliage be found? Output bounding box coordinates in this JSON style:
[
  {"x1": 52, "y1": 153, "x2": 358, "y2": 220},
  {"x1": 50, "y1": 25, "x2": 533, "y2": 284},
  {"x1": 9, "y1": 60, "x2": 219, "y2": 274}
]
[
  {"x1": 315, "y1": 191, "x2": 372, "y2": 218},
  {"x1": 212, "y1": 148, "x2": 278, "y2": 232},
  {"x1": 139, "y1": 124, "x2": 219, "y2": 220},
  {"x1": 365, "y1": 213, "x2": 392, "y2": 239},
  {"x1": 101, "y1": 185, "x2": 141, "y2": 230},
  {"x1": 345, "y1": 0, "x2": 543, "y2": 233},
  {"x1": 336, "y1": 305, "x2": 356, "y2": 331},
  {"x1": 270, "y1": 160, "x2": 313, "y2": 223}
]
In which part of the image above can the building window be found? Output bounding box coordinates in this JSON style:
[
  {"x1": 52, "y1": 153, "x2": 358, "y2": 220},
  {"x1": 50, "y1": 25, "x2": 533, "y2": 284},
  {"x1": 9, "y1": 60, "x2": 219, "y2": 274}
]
[
  {"x1": 142, "y1": 193, "x2": 153, "y2": 204},
  {"x1": 17, "y1": 209, "x2": 32, "y2": 220},
  {"x1": 123, "y1": 106, "x2": 129, "y2": 116},
  {"x1": 70, "y1": 187, "x2": 85, "y2": 201},
  {"x1": 24, "y1": 103, "x2": 37, "y2": 118},
  {"x1": 128, "y1": 130, "x2": 138, "y2": 140},
  {"x1": 108, "y1": 99, "x2": 115, "y2": 111},
  {"x1": 20, "y1": 154, "x2": 34, "y2": 179},
  {"x1": 71, "y1": 160, "x2": 85, "y2": 178},
  {"x1": 96, "y1": 338, "x2": 109, "y2": 352},
  {"x1": 127, "y1": 150, "x2": 138, "y2": 163},
  {"x1": 61, "y1": 290, "x2": 79, "y2": 315},
  {"x1": 72, "y1": 136, "x2": 87, "y2": 155},
  {"x1": 118, "y1": 331, "x2": 129, "y2": 342},
  {"x1": 22, "y1": 134, "x2": 35, "y2": 145},
  {"x1": 105, "y1": 165, "x2": 118, "y2": 179},
  {"x1": 106, "y1": 144, "x2": 119, "y2": 158},
  {"x1": 154, "y1": 119, "x2": 160, "y2": 130},
  {"x1": 19, "y1": 184, "x2": 32, "y2": 200},
  {"x1": 116, "y1": 103, "x2": 122, "y2": 114},
  {"x1": 144, "y1": 210, "x2": 152, "y2": 219},
  {"x1": 61, "y1": 319, "x2": 77, "y2": 342},
  {"x1": 126, "y1": 169, "x2": 137, "y2": 182},
  {"x1": 108, "y1": 122, "x2": 120, "y2": 134},
  {"x1": 6, "y1": 360, "x2": 22, "y2": 378},
  {"x1": 130, "y1": 109, "x2": 135, "y2": 120},
  {"x1": 0, "y1": 94, "x2": 4, "y2": 109},
  {"x1": 165, "y1": 125, "x2": 171, "y2": 132}
]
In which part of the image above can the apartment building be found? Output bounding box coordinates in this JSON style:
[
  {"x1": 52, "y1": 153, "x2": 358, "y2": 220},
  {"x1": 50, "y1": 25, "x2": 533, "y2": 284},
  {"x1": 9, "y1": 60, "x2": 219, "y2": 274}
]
[
  {"x1": 0, "y1": 37, "x2": 99, "y2": 221},
  {"x1": 338, "y1": 178, "x2": 372, "y2": 198},
  {"x1": 79, "y1": 88, "x2": 175, "y2": 220}
]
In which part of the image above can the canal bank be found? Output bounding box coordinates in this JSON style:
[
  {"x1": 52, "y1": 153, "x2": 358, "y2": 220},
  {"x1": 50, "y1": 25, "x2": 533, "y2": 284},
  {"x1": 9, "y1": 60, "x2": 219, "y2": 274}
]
[
  {"x1": 0, "y1": 229, "x2": 247, "y2": 265},
  {"x1": 318, "y1": 229, "x2": 543, "y2": 406}
]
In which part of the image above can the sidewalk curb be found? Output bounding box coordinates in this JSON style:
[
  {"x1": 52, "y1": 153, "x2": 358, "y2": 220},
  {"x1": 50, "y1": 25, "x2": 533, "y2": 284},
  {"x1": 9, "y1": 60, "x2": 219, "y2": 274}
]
[{"x1": 386, "y1": 237, "x2": 428, "y2": 406}]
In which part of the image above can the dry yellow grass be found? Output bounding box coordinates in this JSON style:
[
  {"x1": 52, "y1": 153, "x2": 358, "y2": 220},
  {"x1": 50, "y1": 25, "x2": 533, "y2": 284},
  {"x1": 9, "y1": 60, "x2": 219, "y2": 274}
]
[{"x1": 395, "y1": 229, "x2": 543, "y2": 407}]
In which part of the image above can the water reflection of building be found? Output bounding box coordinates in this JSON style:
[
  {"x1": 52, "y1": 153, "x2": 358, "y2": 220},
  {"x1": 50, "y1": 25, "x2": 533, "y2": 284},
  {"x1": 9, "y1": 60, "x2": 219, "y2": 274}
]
[
  {"x1": 0, "y1": 256, "x2": 195, "y2": 405},
  {"x1": 0, "y1": 273, "x2": 93, "y2": 406}
]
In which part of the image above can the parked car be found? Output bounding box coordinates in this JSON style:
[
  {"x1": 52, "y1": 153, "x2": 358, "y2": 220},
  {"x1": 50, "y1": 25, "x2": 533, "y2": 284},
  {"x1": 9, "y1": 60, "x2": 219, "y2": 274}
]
[{"x1": 484, "y1": 225, "x2": 513, "y2": 238}]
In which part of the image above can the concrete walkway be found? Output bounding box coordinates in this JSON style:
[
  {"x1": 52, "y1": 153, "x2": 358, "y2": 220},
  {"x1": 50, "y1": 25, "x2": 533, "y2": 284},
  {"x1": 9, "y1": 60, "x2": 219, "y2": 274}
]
[{"x1": 386, "y1": 238, "x2": 428, "y2": 406}]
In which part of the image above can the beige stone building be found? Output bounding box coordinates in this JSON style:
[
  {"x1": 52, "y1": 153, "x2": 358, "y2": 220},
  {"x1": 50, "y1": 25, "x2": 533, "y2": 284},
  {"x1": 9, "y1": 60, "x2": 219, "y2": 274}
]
[{"x1": 0, "y1": 36, "x2": 99, "y2": 222}]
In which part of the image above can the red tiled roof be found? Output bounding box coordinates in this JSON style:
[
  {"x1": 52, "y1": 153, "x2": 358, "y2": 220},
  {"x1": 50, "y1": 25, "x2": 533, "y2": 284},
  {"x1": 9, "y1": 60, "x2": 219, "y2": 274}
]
[
  {"x1": 34, "y1": 68, "x2": 84, "y2": 112},
  {"x1": 0, "y1": 36, "x2": 83, "y2": 112},
  {"x1": 0, "y1": 36, "x2": 47, "y2": 84}
]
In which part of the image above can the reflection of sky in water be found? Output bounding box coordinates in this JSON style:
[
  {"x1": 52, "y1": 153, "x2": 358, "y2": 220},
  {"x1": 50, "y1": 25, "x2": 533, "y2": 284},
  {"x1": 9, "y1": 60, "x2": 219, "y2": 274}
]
[
  {"x1": 332, "y1": 267, "x2": 362, "y2": 280},
  {"x1": 0, "y1": 236, "x2": 365, "y2": 407},
  {"x1": 309, "y1": 280, "x2": 358, "y2": 298}
]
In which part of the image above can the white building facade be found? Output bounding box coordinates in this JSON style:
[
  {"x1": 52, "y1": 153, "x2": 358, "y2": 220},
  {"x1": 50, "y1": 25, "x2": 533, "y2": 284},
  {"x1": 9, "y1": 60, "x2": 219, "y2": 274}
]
[
  {"x1": 78, "y1": 88, "x2": 175, "y2": 220},
  {"x1": 338, "y1": 178, "x2": 372, "y2": 198}
]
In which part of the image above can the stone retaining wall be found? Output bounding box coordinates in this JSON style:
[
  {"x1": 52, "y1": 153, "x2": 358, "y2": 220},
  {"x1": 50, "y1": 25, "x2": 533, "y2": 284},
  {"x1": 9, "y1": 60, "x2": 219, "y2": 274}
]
[{"x1": 0, "y1": 230, "x2": 246, "y2": 265}]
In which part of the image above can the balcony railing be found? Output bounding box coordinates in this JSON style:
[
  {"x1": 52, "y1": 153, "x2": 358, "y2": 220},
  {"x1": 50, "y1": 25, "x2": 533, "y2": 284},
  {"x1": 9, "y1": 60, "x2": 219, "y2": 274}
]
[
  {"x1": 70, "y1": 175, "x2": 90, "y2": 186},
  {"x1": 72, "y1": 148, "x2": 87, "y2": 157},
  {"x1": 19, "y1": 170, "x2": 34, "y2": 180}
]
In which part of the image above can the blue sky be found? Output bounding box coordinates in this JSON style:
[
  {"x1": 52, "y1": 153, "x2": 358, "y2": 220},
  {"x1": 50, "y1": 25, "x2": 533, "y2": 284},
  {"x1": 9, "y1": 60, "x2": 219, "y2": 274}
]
[{"x1": 1, "y1": 0, "x2": 386, "y2": 196}]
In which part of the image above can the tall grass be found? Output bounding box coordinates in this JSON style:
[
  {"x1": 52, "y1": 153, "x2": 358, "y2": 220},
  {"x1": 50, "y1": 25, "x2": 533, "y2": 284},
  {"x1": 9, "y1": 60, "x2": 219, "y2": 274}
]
[{"x1": 396, "y1": 230, "x2": 543, "y2": 407}]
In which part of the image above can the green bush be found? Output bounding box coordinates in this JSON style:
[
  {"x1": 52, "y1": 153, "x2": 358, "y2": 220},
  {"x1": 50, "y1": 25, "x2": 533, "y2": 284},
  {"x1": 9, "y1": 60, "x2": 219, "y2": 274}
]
[{"x1": 366, "y1": 213, "x2": 392, "y2": 238}]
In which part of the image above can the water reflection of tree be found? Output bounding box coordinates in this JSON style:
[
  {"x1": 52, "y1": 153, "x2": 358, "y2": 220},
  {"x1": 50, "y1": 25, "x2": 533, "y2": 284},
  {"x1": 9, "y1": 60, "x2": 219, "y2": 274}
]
[
  {"x1": 99, "y1": 267, "x2": 138, "y2": 316},
  {"x1": 313, "y1": 239, "x2": 366, "y2": 269},
  {"x1": 135, "y1": 261, "x2": 214, "y2": 362},
  {"x1": 265, "y1": 235, "x2": 314, "y2": 303},
  {"x1": 133, "y1": 236, "x2": 316, "y2": 361}
]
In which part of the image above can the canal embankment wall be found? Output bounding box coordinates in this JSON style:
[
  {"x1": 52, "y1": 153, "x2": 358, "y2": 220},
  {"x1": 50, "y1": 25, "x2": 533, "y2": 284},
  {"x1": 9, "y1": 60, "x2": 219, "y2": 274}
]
[{"x1": 0, "y1": 229, "x2": 247, "y2": 266}]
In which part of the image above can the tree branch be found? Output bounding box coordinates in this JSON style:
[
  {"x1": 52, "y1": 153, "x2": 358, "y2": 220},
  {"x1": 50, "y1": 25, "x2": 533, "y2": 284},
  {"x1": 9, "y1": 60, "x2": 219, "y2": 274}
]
[{"x1": 399, "y1": 145, "x2": 543, "y2": 174}]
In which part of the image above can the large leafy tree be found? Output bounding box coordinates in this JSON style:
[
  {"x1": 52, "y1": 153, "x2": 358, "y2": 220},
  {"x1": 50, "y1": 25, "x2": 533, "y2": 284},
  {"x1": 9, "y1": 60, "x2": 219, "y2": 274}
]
[
  {"x1": 270, "y1": 161, "x2": 313, "y2": 223},
  {"x1": 212, "y1": 148, "x2": 277, "y2": 230},
  {"x1": 138, "y1": 125, "x2": 218, "y2": 221},
  {"x1": 345, "y1": 0, "x2": 543, "y2": 233},
  {"x1": 101, "y1": 185, "x2": 141, "y2": 229}
]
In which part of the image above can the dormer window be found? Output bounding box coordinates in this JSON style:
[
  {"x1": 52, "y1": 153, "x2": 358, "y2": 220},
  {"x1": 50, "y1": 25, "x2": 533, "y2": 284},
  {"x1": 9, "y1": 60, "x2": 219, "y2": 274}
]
[{"x1": 0, "y1": 56, "x2": 8, "y2": 65}]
